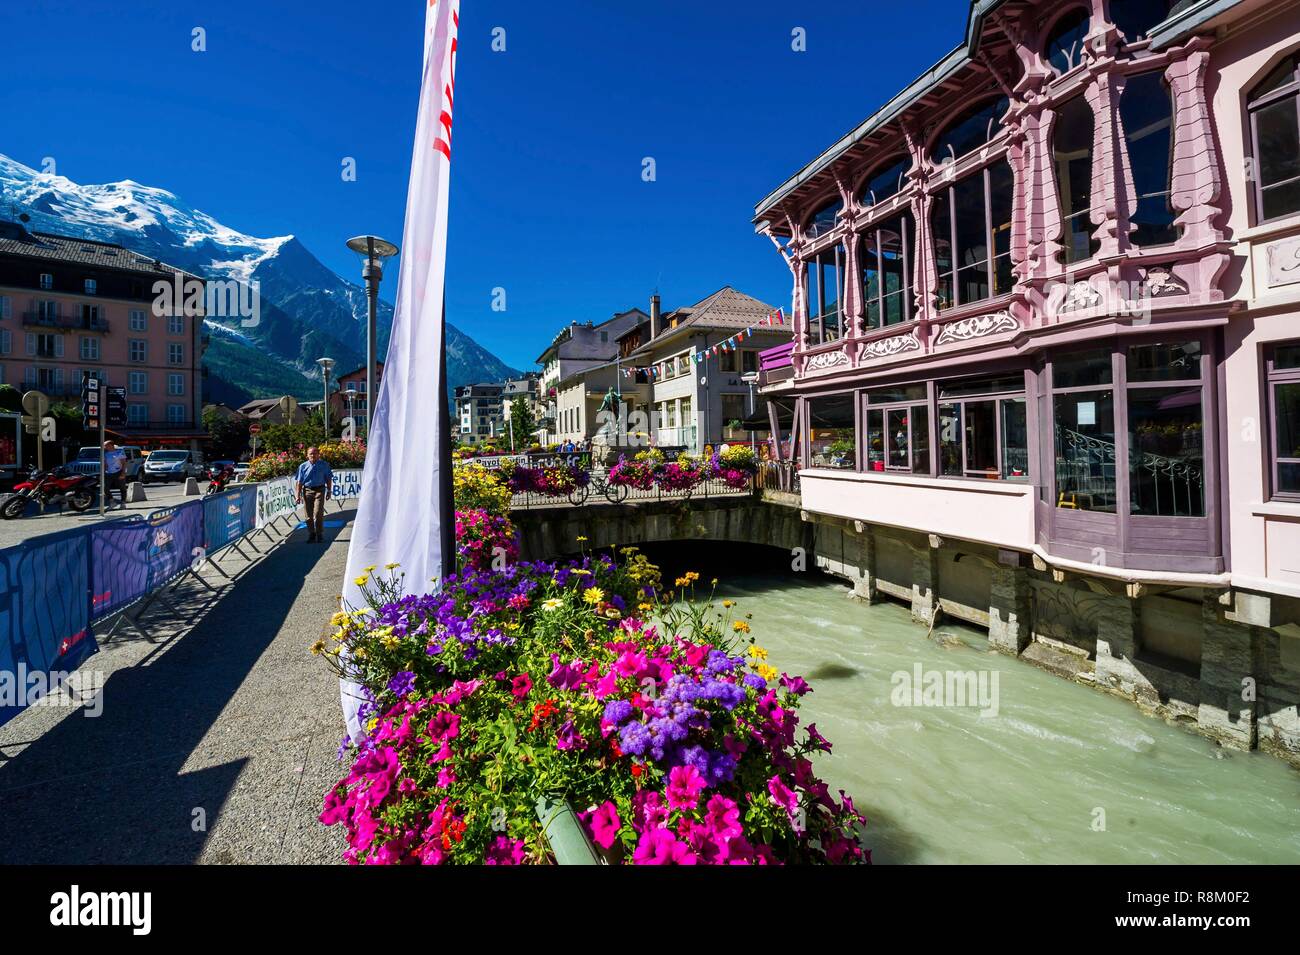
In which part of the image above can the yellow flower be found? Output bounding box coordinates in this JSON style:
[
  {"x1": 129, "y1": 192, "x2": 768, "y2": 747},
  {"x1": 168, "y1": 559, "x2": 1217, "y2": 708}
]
[
  {"x1": 711, "y1": 578, "x2": 719, "y2": 587},
  {"x1": 576, "y1": 535, "x2": 588, "y2": 543},
  {"x1": 309, "y1": 639, "x2": 326, "y2": 656},
  {"x1": 363, "y1": 565, "x2": 376, "y2": 573},
  {"x1": 381, "y1": 635, "x2": 400, "y2": 650},
  {"x1": 330, "y1": 611, "x2": 349, "y2": 627},
  {"x1": 542, "y1": 598, "x2": 564, "y2": 612},
  {"x1": 722, "y1": 600, "x2": 734, "y2": 609},
  {"x1": 384, "y1": 562, "x2": 400, "y2": 570},
  {"x1": 353, "y1": 575, "x2": 369, "y2": 587},
  {"x1": 734, "y1": 621, "x2": 753, "y2": 635},
  {"x1": 637, "y1": 602, "x2": 653, "y2": 613},
  {"x1": 572, "y1": 568, "x2": 591, "y2": 577},
  {"x1": 582, "y1": 587, "x2": 605, "y2": 606},
  {"x1": 746, "y1": 641, "x2": 765, "y2": 656},
  {"x1": 367, "y1": 717, "x2": 379, "y2": 732},
  {"x1": 757, "y1": 663, "x2": 779, "y2": 681}
]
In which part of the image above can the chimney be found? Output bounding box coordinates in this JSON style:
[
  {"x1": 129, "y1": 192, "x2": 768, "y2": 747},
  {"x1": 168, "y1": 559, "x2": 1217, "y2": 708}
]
[{"x1": 649, "y1": 293, "x2": 661, "y2": 339}]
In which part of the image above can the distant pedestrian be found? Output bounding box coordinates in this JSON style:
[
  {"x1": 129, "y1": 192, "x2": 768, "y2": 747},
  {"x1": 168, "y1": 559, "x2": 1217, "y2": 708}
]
[
  {"x1": 295, "y1": 446, "x2": 333, "y2": 542},
  {"x1": 103, "y1": 440, "x2": 127, "y2": 509}
]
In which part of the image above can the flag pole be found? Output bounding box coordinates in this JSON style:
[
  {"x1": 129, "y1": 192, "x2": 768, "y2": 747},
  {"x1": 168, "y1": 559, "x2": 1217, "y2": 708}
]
[{"x1": 439, "y1": 300, "x2": 454, "y2": 581}]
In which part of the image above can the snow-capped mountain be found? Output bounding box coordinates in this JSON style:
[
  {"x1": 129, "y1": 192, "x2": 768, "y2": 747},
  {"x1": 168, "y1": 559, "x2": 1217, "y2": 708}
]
[{"x1": 0, "y1": 153, "x2": 519, "y2": 404}]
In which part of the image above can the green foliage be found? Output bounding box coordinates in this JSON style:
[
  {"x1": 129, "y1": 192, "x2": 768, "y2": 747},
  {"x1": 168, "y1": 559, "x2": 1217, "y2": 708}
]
[
  {"x1": 507, "y1": 394, "x2": 536, "y2": 450},
  {"x1": 203, "y1": 406, "x2": 251, "y2": 459}
]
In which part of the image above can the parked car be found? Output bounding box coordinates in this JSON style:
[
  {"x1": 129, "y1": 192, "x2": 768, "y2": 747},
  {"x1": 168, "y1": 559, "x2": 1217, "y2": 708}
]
[
  {"x1": 142, "y1": 450, "x2": 205, "y2": 483},
  {"x1": 205, "y1": 459, "x2": 236, "y2": 480},
  {"x1": 66, "y1": 445, "x2": 145, "y2": 481},
  {"x1": 232, "y1": 462, "x2": 250, "y2": 482}
]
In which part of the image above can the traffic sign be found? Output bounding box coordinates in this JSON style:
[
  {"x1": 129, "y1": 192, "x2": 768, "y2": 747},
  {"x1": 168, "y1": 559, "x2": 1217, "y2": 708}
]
[
  {"x1": 249, "y1": 422, "x2": 262, "y2": 435},
  {"x1": 106, "y1": 387, "x2": 127, "y2": 428}
]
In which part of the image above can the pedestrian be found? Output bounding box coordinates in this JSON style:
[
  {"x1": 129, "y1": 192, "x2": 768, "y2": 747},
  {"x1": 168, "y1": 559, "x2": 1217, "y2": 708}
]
[
  {"x1": 295, "y1": 445, "x2": 333, "y2": 543},
  {"x1": 103, "y1": 440, "x2": 127, "y2": 509}
]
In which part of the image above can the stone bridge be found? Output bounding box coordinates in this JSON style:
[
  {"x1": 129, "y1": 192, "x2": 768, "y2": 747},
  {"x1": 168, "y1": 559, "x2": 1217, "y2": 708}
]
[{"x1": 512, "y1": 491, "x2": 808, "y2": 560}]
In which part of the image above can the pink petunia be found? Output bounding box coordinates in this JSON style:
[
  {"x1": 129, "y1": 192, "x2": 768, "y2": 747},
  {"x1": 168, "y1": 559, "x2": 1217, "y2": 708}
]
[
  {"x1": 510, "y1": 673, "x2": 532, "y2": 700},
  {"x1": 631, "y1": 827, "x2": 697, "y2": 865},
  {"x1": 665, "y1": 764, "x2": 707, "y2": 812},
  {"x1": 587, "y1": 800, "x2": 621, "y2": 850}
]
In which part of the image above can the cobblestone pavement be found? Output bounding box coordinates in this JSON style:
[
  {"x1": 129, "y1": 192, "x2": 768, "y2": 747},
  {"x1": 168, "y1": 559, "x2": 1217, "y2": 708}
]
[{"x1": 0, "y1": 509, "x2": 353, "y2": 864}]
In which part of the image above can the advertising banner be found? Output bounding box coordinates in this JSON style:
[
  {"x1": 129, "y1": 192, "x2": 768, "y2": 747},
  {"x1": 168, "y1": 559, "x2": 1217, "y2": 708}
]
[
  {"x1": 256, "y1": 477, "x2": 297, "y2": 528},
  {"x1": 0, "y1": 526, "x2": 97, "y2": 728},
  {"x1": 330, "y1": 469, "x2": 363, "y2": 501},
  {"x1": 203, "y1": 489, "x2": 248, "y2": 553},
  {"x1": 90, "y1": 502, "x2": 204, "y2": 619}
]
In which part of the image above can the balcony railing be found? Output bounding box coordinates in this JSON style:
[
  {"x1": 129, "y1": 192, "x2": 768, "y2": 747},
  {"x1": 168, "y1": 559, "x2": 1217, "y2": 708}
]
[
  {"x1": 120, "y1": 420, "x2": 198, "y2": 431},
  {"x1": 21, "y1": 311, "x2": 111, "y2": 333}
]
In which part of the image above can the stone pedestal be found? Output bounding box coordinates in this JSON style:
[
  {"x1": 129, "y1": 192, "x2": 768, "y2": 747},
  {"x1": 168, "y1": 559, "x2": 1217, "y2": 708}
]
[
  {"x1": 183, "y1": 477, "x2": 201, "y2": 496},
  {"x1": 989, "y1": 564, "x2": 1030, "y2": 655},
  {"x1": 850, "y1": 523, "x2": 878, "y2": 603},
  {"x1": 126, "y1": 481, "x2": 147, "y2": 503},
  {"x1": 1093, "y1": 594, "x2": 1156, "y2": 705},
  {"x1": 910, "y1": 543, "x2": 938, "y2": 626},
  {"x1": 1197, "y1": 595, "x2": 1257, "y2": 752}
]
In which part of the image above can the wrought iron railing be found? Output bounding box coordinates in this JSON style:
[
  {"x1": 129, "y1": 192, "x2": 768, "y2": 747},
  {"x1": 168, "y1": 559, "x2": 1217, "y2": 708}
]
[
  {"x1": 1055, "y1": 427, "x2": 1202, "y2": 515},
  {"x1": 508, "y1": 468, "x2": 754, "y2": 511}
]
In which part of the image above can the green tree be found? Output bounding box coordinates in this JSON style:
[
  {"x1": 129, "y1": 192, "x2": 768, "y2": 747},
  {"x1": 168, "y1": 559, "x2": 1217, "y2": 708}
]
[
  {"x1": 507, "y1": 394, "x2": 536, "y2": 450},
  {"x1": 203, "y1": 406, "x2": 252, "y2": 460}
]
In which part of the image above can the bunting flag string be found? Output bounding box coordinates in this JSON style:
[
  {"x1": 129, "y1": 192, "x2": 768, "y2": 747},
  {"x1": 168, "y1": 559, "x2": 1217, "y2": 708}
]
[{"x1": 621, "y1": 307, "x2": 785, "y2": 377}]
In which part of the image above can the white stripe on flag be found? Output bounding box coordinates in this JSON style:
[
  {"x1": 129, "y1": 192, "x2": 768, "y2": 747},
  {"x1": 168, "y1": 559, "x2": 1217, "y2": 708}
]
[{"x1": 340, "y1": 0, "x2": 461, "y2": 740}]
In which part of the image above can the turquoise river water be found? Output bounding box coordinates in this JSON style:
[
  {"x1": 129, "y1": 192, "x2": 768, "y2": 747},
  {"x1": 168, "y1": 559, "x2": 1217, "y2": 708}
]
[{"x1": 704, "y1": 571, "x2": 1300, "y2": 864}]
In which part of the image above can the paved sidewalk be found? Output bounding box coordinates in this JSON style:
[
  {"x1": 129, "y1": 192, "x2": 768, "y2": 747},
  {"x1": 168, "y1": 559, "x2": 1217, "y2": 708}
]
[
  {"x1": 0, "y1": 481, "x2": 196, "y2": 549},
  {"x1": 0, "y1": 510, "x2": 354, "y2": 864}
]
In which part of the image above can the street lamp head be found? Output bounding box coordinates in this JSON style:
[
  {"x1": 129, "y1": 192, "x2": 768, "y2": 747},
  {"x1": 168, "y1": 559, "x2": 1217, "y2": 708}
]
[
  {"x1": 317, "y1": 356, "x2": 336, "y2": 377},
  {"x1": 346, "y1": 235, "x2": 399, "y2": 275}
]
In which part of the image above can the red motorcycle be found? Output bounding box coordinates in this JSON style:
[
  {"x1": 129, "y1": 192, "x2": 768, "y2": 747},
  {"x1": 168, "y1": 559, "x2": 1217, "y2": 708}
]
[
  {"x1": 2, "y1": 466, "x2": 99, "y2": 519},
  {"x1": 205, "y1": 464, "x2": 237, "y2": 496}
]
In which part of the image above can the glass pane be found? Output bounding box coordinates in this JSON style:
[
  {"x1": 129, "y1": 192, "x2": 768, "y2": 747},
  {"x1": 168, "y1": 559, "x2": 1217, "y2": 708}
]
[
  {"x1": 1046, "y1": 9, "x2": 1090, "y2": 75},
  {"x1": 1055, "y1": 96, "x2": 1099, "y2": 263},
  {"x1": 931, "y1": 96, "x2": 1009, "y2": 164},
  {"x1": 1127, "y1": 340, "x2": 1201, "y2": 381},
  {"x1": 1257, "y1": 97, "x2": 1300, "y2": 190},
  {"x1": 939, "y1": 374, "x2": 1025, "y2": 398},
  {"x1": 865, "y1": 408, "x2": 885, "y2": 472},
  {"x1": 879, "y1": 215, "x2": 911, "y2": 324},
  {"x1": 939, "y1": 403, "x2": 962, "y2": 476},
  {"x1": 809, "y1": 394, "x2": 857, "y2": 470},
  {"x1": 931, "y1": 192, "x2": 953, "y2": 309},
  {"x1": 1262, "y1": 179, "x2": 1300, "y2": 221},
  {"x1": 860, "y1": 156, "x2": 910, "y2": 206},
  {"x1": 1111, "y1": 0, "x2": 1174, "y2": 42},
  {"x1": 1280, "y1": 462, "x2": 1300, "y2": 493},
  {"x1": 860, "y1": 232, "x2": 880, "y2": 329},
  {"x1": 1054, "y1": 390, "x2": 1117, "y2": 512},
  {"x1": 964, "y1": 400, "x2": 999, "y2": 478},
  {"x1": 912, "y1": 404, "x2": 930, "y2": 474},
  {"x1": 807, "y1": 200, "x2": 839, "y2": 239},
  {"x1": 820, "y1": 249, "x2": 842, "y2": 341},
  {"x1": 1129, "y1": 386, "x2": 1205, "y2": 516},
  {"x1": 1276, "y1": 382, "x2": 1300, "y2": 484},
  {"x1": 989, "y1": 159, "x2": 1014, "y2": 295},
  {"x1": 866, "y1": 383, "x2": 927, "y2": 404},
  {"x1": 1251, "y1": 55, "x2": 1300, "y2": 101},
  {"x1": 1274, "y1": 343, "x2": 1300, "y2": 370},
  {"x1": 954, "y1": 173, "x2": 991, "y2": 305},
  {"x1": 1122, "y1": 71, "x2": 1177, "y2": 246},
  {"x1": 886, "y1": 409, "x2": 909, "y2": 469},
  {"x1": 1053, "y1": 348, "x2": 1113, "y2": 388},
  {"x1": 1001, "y1": 397, "x2": 1030, "y2": 480}
]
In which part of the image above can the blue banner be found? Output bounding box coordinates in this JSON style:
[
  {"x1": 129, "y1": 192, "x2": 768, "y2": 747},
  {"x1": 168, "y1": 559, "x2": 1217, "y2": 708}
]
[
  {"x1": 92, "y1": 501, "x2": 205, "y2": 619},
  {"x1": 0, "y1": 525, "x2": 97, "y2": 728},
  {"x1": 204, "y1": 489, "x2": 250, "y2": 553}
]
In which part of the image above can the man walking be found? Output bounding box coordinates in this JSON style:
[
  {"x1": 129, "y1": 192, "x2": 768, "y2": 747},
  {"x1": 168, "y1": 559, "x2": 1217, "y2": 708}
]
[
  {"x1": 295, "y1": 446, "x2": 333, "y2": 542},
  {"x1": 103, "y1": 440, "x2": 127, "y2": 510}
]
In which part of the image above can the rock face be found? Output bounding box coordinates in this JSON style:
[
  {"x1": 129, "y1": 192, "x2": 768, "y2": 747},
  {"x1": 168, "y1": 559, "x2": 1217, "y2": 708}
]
[{"x1": 0, "y1": 153, "x2": 520, "y2": 404}]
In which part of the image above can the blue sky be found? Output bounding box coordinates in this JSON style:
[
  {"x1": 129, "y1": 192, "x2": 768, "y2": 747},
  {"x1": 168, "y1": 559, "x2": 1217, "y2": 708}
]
[{"x1": 0, "y1": 0, "x2": 969, "y2": 369}]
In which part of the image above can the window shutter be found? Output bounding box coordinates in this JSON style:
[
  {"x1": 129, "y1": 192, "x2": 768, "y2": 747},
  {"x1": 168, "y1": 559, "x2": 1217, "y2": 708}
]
[
  {"x1": 0, "y1": 296, "x2": 9, "y2": 319},
  {"x1": 1, "y1": 330, "x2": 10, "y2": 354},
  {"x1": 54, "y1": 368, "x2": 64, "y2": 390},
  {"x1": 55, "y1": 336, "x2": 64, "y2": 358},
  {"x1": 25, "y1": 333, "x2": 35, "y2": 357},
  {"x1": 24, "y1": 366, "x2": 35, "y2": 386}
]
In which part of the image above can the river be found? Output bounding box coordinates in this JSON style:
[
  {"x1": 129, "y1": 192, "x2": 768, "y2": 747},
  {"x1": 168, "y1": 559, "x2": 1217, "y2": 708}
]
[{"x1": 641, "y1": 544, "x2": 1300, "y2": 864}]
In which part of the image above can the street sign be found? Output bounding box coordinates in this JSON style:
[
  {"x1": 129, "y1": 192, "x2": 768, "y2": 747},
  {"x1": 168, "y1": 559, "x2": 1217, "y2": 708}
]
[
  {"x1": 277, "y1": 395, "x2": 298, "y2": 421},
  {"x1": 105, "y1": 387, "x2": 127, "y2": 428},
  {"x1": 81, "y1": 374, "x2": 101, "y2": 429},
  {"x1": 249, "y1": 422, "x2": 262, "y2": 435},
  {"x1": 21, "y1": 390, "x2": 49, "y2": 418}
]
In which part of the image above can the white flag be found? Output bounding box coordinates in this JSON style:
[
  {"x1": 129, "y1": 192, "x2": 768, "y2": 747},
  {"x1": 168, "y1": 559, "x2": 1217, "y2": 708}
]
[{"x1": 340, "y1": 0, "x2": 460, "y2": 739}]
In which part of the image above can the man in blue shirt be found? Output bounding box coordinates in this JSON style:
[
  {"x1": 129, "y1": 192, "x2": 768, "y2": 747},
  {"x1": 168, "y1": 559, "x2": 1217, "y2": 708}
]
[
  {"x1": 295, "y1": 446, "x2": 333, "y2": 542},
  {"x1": 103, "y1": 440, "x2": 127, "y2": 510}
]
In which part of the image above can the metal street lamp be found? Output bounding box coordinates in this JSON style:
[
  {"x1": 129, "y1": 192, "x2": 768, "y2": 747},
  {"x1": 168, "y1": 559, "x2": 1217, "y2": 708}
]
[
  {"x1": 317, "y1": 356, "x2": 336, "y2": 433},
  {"x1": 742, "y1": 371, "x2": 760, "y2": 452},
  {"x1": 345, "y1": 235, "x2": 400, "y2": 439},
  {"x1": 344, "y1": 385, "x2": 358, "y2": 437}
]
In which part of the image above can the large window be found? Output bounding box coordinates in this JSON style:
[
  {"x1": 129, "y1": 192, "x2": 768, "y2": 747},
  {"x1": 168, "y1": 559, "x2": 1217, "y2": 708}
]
[
  {"x1": 930, "y1": 97, "x2": 1009, "y2": 166},
  {"x1": 937, "y1": 375, "x2": 1029, "y2": 480},
  {"x1": 807, "y1": 394, "x2": 856, "y2": 469},
  {"x1": 1268, "y1": 342, "x2": 1300, "y2": 500},
  {"x1": 1045, "y1": 8, "x2": 1090, "y2": 75},
  {"x1": 932, "y1": 159, "x2": 1014, "y2": 310},
  {"x1": 805, "y1": 243, "x2": 845, "y2": 344},
  {"x1": 859, "y1": 211, "x2": 915, "y2": 328},
  {"x1": 1052, "y1": 340, "x2": 1206, "y2": 517},
  {"x1": 1054, "y1": 96, "x2": 1100, "y2": 264},
  {"x1": 1121, "y1": 71, "x2": 1176, "y2": 246},
  {"x1": 863, "y1": 384, "x2": 929, "y2": 474},
  {"x1": 859, "y1": 156, "x2": 911, "y2": 207},
  {"x1": 1110, "y1": 0, "x2": 1175, "y2": 43},
  {"x1": 1248, "y1": 53, "x2": 1300, "y2": 223},
  {"x1": 805, "y1": 198, "x2": 840, "y2": 240}
]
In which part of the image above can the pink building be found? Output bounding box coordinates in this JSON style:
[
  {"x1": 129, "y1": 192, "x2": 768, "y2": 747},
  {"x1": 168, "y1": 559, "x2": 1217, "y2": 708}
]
[
  {"x1": 755, "y1": 0, "x2": 1300, "y2": 763},
  {"x1": 0, "y1": 220, "x2": 207, "y2": 451}
]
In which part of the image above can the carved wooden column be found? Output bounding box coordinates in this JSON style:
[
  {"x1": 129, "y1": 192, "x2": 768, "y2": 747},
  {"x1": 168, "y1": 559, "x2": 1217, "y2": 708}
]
[
  {"x1": 1165, "y1": 41, "x2": 1225, "y2": 249},
  {"x1": 1085, "y1": 66, "x2": 1133, "y2": 261}
]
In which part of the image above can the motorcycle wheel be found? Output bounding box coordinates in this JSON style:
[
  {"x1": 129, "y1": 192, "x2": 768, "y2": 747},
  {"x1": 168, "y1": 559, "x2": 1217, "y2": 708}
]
[
  {"x1": 68, "y1": 491, "x2": 95, "y2": 512},
  {"x1": 1, "y1": 495, "x2": 28, "y2": 520}
]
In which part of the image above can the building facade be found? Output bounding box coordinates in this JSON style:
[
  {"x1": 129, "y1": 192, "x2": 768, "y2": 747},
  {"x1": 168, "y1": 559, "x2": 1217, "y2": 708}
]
[
  {"x1": 0, "y1": 219, "x2": 207, "y2": 450},
  {"x1": 536, "y1": 309, "x2": 647, "y2": 444},
  {"x1": 754, "y1": 0, "x2": 1300, "y2": 763},
  {"x1": 455, "y1": 382, "x2": 505, "y2": 445},
  {"x1": 333, "y1": 361, "x2": 383, "y2": 427}
]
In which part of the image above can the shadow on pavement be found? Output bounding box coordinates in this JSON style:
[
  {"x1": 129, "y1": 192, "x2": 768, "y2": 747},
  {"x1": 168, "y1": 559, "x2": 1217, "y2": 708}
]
[{"x1": 0, "y1": 507, "x2": 357, "y2": 864}]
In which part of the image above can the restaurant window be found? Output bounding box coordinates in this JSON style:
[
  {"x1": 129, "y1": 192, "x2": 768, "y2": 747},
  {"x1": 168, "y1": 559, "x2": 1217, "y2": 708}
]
[
  {"x1": 720, "y1": 348, "x2": 737, "y2": 373},
  {"x1": 805, "y1": 243, "x2": 844, "y2": 344},
  {"x1": 742, "y1": 350, "x2": 758, "y2": 374},
  {"x1": 1126, "y1": 340, "x2": 1205, "y2": 517},
  {"x1": 1248, "y1": 52, "x2": 1300, "y2": 222},
  {"x1": 1110, "y1": 0, "x2": 1174, "y2": 43},
  {"x1": 1054, "y1": 96, "x2": 1100, "y2": 264},
  {"x1": 932, "y1": 158, "x2": 1014, "y2": 309},
  {"x1": 937, "y1": 375, "x2": 1029, "y2": 480},
  {"x1": 1121, "y1": 71, "x2": 1177, "y2": 246},
  {"x1": 1268, "y1": 342, "x2": 1300, "y2": 501},
  {"x1": 860, "y1": 212, "x2": 915, "y2": 328},
  {"x1": 859, "y1": 155, "x2": 911, "y2": 208},
  {"x1": 1052, "y1": 347, "x2": 1116, "y2": 511},
  {"x1": 807, "y1": 393, "x2": 857, "y2": 470},
  {"x1": 1045, "y1": 7, "x2": 1090, "y2": 75},
  {"x1": 864, "y1": 384, "x2": 929, "y2": 474}
]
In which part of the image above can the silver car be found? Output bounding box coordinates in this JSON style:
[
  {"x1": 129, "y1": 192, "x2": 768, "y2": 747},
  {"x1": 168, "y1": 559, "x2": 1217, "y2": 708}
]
[
  {"x1": 66, "y1": 445, "x2": 145, "y2": 480},
  {"x1": 142, "y1": 450, "x2": 205, "y2": 483}
]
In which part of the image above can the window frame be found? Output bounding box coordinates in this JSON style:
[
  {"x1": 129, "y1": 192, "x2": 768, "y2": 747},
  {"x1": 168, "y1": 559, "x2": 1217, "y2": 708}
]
[
  {"x1": 1247, "y1": 53, "x2": 1300, "y2": 226},
  {"x1": 1267, "y1": 341, "x2": 1300, "y2": 502},
  {"x1": 858, "y1": 209, "x2": 915, "y2": 329},
  {"x1": 804, "y1": 242, "x2": 846, "y2": 345},
  {"x1": 931, "y1": 158, "x2": 1015, "y2": 312}
]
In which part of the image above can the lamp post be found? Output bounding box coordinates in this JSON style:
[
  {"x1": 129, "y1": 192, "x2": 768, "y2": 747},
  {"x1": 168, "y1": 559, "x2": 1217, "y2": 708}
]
[
  {"x1": 345, "y1": 235, "x2": 400, "y2": 439},
  {"x1": 317, "y1": 356, "x2": 336, "y2": 434},
  {"x1": 742, "y1": 371, "x2": 760, "y2": 452},
  {"x1": 344, "y1": 385, "x2": 358, "y2": 438}
]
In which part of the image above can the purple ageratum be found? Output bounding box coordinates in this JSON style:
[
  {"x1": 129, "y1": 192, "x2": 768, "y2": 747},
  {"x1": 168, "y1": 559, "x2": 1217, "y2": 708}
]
[
  {"x1": 603, "y1": 699, "x2": 635, "y2": 725},
  {"x1": 618, "y1": 719, "x2": 653, "y2": 758}
]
